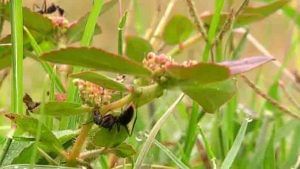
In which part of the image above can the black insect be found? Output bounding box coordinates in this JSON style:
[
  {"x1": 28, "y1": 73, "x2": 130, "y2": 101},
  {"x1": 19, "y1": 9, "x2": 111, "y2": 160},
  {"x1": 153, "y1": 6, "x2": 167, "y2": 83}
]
[
  {"x1": 93, "y1": 105, "x2": 137, "y2": 135},
  {"x1": 23, "y1": 93, "x2": 40, "y2": 115},
  {"x1": 35, "y1": 0, "x2": 64, "y2": 16}
]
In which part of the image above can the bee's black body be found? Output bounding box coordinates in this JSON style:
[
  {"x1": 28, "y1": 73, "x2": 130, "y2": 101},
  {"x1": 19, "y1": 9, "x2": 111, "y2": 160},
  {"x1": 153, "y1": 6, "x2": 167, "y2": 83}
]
[{"x1": 92, "y1": 105, "x2": 136, "y2": 135}]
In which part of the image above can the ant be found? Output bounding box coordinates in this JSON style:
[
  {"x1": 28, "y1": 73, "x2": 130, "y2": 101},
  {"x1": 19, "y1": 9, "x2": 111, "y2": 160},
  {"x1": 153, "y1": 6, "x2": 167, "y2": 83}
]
[
  {"x1": 34, "y1": 0, "x2": 64, "y2": 16},
  {"x1": 93, "y1": 104, "x2": 137, "y2": 135},
  {"x1": 23, "y1": 93, "x2": 40, "y2": 115}
]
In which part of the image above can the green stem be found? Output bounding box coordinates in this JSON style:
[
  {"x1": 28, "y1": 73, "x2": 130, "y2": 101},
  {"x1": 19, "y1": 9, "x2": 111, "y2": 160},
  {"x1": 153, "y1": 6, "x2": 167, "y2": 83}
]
[
  {"x1": 68, "y1": 123, "x2": 93, "y2": 164},
  {"x1": 10, "y1": 0, "x2": 23, "y2": 114},
  {"x1": 1, "y1": 0, "x2": 24, "y2": 165}
]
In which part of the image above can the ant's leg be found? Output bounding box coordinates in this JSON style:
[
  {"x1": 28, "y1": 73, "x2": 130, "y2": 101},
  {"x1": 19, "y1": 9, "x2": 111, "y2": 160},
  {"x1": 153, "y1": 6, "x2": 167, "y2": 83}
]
[
  {"x1": 129, "y1": 110, "x2": 138, "y2": 136},
  {"x1": 125, "y1": 126, "x2": 131, "y2": 135},
  {"x1": 57, "y1": 6, "x2": 64, "y2": 16},
  {"x1": 43, "y1": 0, "x2": 47, "y2": 12}
]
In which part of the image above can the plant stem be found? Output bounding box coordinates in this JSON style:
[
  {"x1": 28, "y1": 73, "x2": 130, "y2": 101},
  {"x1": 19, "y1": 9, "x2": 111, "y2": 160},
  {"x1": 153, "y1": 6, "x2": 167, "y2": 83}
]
[
  {"x1": 167, "y1": 33, "x2": 202, "y2": 56},
  {"x1": 150, "y1": 0, "x2": 177, "y2": 48},
  {"x1": 241, "y1": 74, "x2": 300, "y2": 119},
  {"x1": 184, "y1": 0, "x2": 208, "y2": 41},
  {"x1": 10, "y1": 0, "x2": 23, "y2": 114},
  {"x1": 68, "y1": 123, "x2": 93, "y2": 163},
  {"x1": 101, "y1": 94, "x2": 133, "y2": 115},
  {"x1": 80, "y1": 148, "x2": 106, "y2": 159},
  {"x1": 0, "y1": 0, "x2": 24, "y2": 165}
]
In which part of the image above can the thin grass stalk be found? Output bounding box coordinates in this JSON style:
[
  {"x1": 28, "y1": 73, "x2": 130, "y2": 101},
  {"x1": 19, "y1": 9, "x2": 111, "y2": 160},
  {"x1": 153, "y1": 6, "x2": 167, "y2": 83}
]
[
  {"x1": 0, "y1": 0, "x2": 24, "y2": 165},
  {"x1": 23, "y1": 26, "x2": 65, "y2": 93},
  {"x1": 221, "y1": 119, "x2": 250, "y2": 169},
  {"x1": 241, "y1": 75, "x2": 300, "y2": 119},
  {"x1": 150, "y1": 0, "x2": 177, "y2": 48},
  {"x1": 10, "y1": 0, "x2": 23, "y2": 114},
  {"x1": 134, "y1": 93, "x2": 184, "y2": 169}
]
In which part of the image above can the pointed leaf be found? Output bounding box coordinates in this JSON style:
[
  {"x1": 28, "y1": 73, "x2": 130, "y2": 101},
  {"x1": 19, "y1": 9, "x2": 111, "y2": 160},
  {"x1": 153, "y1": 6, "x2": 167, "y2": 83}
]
[
  {"x1": 4, "y1": 114, "x2": 63, "y2": 150},
  {"x1": 125, "y1": 36, "x2": 153, "y2": 62},
  {"x1": 70, "y1": 71, "x2": 127, "y2": 92},
  {"x1": 182, "y1": 79, "x2": 236, "y2": 113},
  {"x1": 41, "y1": 47, "x2": 152, "y2": 77},
  {"x1": 221, "y1": 119, "x2": 249, "y2": 169},
  {"x1": 202, "y1": 0, "x2": 290, "y2": 27},
  {"x1": 219, "y1": 56, "x2": 274, "y2": 75},
  {"x1": 66, "y1": 14, "x2": 102, "y2": 43},
  {"x1": 243, "y1": 0, "x2": 290, "y2": 16},
  {"x1": 43, "y1": 102, "x2": 92, "y2": 116},
  {"x1": 110, "y1": 143, "x2": 136, "y2": 158},
  {"x1": 1, "y1": 140, "x2": 33, "y2": 166},
  {"x1": 166, "y1": 63, "x2": 230, "y2": 84},
  {"x1": 163, "y1": 15, "x2": 194, "y2": 45}
]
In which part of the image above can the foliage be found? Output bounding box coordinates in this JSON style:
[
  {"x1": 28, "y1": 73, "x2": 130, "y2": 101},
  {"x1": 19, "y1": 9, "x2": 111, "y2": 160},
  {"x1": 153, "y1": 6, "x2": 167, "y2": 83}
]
[{"x1": 0, "y1": 0, "x2": 299, "y2": 169}]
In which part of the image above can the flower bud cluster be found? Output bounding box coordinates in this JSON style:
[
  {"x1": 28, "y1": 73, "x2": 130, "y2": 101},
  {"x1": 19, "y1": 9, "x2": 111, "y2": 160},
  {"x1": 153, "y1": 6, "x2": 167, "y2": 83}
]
[
  {"x1": 143, "y1": 52, "x2": 174, "y2": 73},
  {"x1": 143, "y1": 52, "x2": 198, "y2": 73},
  {"x1": 73, "y1": 79, "x2": 113, "y2": 106}
]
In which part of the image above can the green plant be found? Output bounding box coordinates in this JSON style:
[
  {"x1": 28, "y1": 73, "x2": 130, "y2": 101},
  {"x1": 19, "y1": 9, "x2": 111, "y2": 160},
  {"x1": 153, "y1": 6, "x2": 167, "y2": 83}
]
[{"x1": 0, "y1": 0, "x2": 299, "y2": 168}]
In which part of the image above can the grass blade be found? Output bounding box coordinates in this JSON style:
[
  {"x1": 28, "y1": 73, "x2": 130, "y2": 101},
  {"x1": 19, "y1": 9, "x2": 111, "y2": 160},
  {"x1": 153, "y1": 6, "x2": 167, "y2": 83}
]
[
  {"x1": 182, "y1": 103, "x2": 203, "y2": 163},
  {"x1": 221, "y1": 119, "x2": 249, "y2": 169},
  {"x1": 134, "y1": 93, "x2": 184, "y2": 169},
  {"x1": 10, "y1": 0, "x2": 23, "y2": 114},
  {"x1": 153, "y1": 139, "x2": 189, "y2": 169},
  {"x1": 80, "y1": 0, "x2": 104, "y2": 46},
  {"x1": 23, "y1": 27, "x2": 65, "y2": 93}
]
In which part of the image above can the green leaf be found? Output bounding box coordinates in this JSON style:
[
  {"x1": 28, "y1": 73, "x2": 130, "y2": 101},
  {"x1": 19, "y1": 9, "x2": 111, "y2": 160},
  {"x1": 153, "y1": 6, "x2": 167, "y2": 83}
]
[
  {"x1": 4, "y1": 114, "x2": 63, "y2": 151},
  {"x1": 43, "y1": 102, "x2": 92, "y2": 116},
  {"x1": 182, "y1": 104, "x2": 203, "y2": 163},
  {"x1": 90, "y1": 125, "x2": 128, "y2": 148},
  {"x1": 70, "y1": 71, "x2": 127, "y2": 92},
  {"x1": 66, "y1": 14, "x2": 102, "y2": 43},
  {"x1": 3, "y1": 3, "x2": 54, "y2": 34},
  {"x1": 182, "y1": 79, "x2": 236, "y2": 113},
  {"x1": 125, "y1": 36, "x2": 153, "y2": 62},
  {"x1": 263, "y1": 128, "x2": 275, "y2": 169},
  {"x1": 282, "y1": 6, "x2": 300, "y2": 28},
  {"x1": 1, "y1": 140, "x2": 33, "y2": 166},
  {"x1": 243, "y1": 0, "x2": 290, "y2": 16},
  {"x1": 101, "y1": 0, "x2": 118, "y2": 15},
  {"x1": 166, "y1": 63, "x2": 230, "y2": 84},
  {"x1": 40, "y1": 47, "x2": 152, "y2": 77},
  {"x1": 110, "y1": 143, "x2": 136, "y2": 158},
  {"x1": 163, "y1": 15, "x2": 194, "y2": 45},
  {"x1": 202, "y1": 0, "x2": 291, "y2": 27},
  {"x1": 221, "y1": 119, "x2": 249, "y2": 169},
  {"x1": 53, "y1": 130, "x2": 80, "y2": 145}
]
